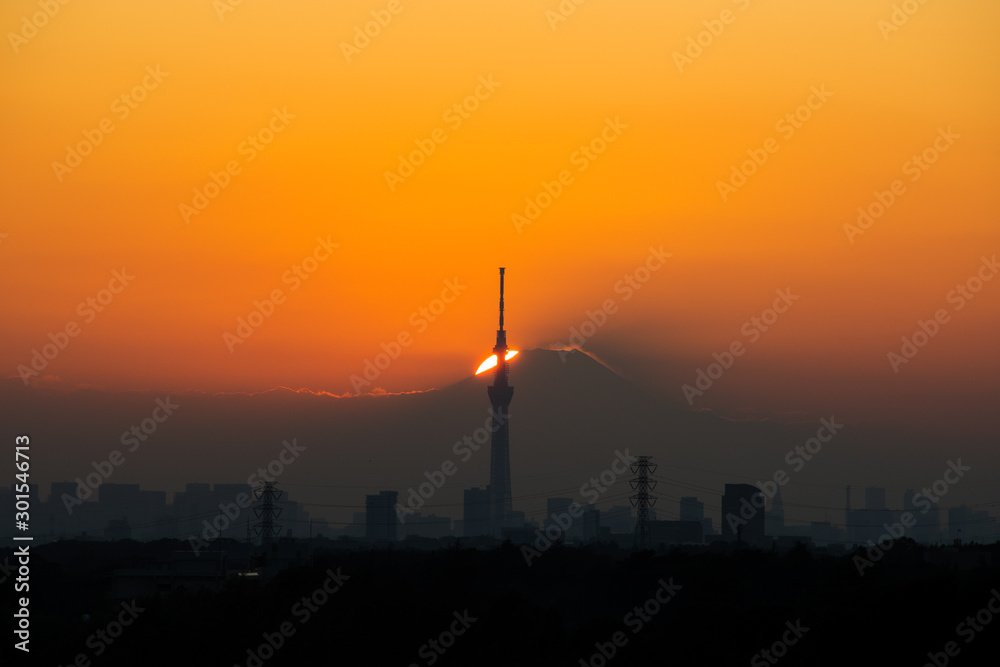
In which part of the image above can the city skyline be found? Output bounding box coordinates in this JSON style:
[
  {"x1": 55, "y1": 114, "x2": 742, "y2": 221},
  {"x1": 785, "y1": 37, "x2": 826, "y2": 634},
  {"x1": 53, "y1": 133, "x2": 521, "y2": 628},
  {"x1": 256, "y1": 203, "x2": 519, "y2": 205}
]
[
  {"x1": 4, "y1": 335, "x2": 996, "y2": 541},
  {"x1": 13, "y1": 472, "x2": 999, "y2": 548}
]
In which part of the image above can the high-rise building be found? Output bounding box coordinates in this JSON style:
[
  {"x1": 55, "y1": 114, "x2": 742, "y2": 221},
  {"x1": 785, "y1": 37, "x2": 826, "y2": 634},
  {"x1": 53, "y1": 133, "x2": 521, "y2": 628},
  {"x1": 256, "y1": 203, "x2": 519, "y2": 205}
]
[
  {"x1": 135, "y1": 489, "x2": 167, "y2": 540},
  {"x1": 863, "y1": 487, "x2": 893, "y2": 544},
  {"x1": 680, "y1": 496, "x2": 704, "y2": 523},
  {"x1": 966, "y1": 508, "x2": 1000, "y2": 543},
  {"x1": 47, "y1": 481, "x2": 81, "y2": 539},
  {"x1": 344, "y1": 511, "x2": 366, "y2": 538},
  {"x1": 721, "y1": 483, "x2": 765, "y2": 545},
  {"x1": 99, "y1": 483, "x2": 142, "y2": 508},
  {"x1": 904, "y1": 488, "x2": 941, "y2": 544},
  {"x1": 463, "y1": 487, "x2": 490, "y2": 537},
  {"x1": 487, "y1": 267, "x2": 514, "y2": 537},
  {"x1": 948, "y1": 505, "x2": 972, "y2": 543},
  {"x1": 546, "y1": 497, "x2": 579, "y2": 539},
  {"x1": 365, "y1": 490, "x2": 398, "y2": 542},
  {"x1": 944, "y1": 505, "x2": 998, "y2": 544},
  {"x1": 604, "y1": 505, "x2": 633, "y2": 534},
  {"x1": 546, "y1": 497, "x2": 573, "y2": 521}
]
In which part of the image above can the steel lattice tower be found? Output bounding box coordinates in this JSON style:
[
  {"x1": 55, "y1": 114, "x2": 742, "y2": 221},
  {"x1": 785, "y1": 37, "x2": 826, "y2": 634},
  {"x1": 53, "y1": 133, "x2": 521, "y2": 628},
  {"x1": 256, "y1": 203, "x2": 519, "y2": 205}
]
[
  {"x1": 253, "y1": 481, "x2": 282, "y2": 548},
  {"x1": 487, "y1": 267, "x2": 514, "y2": 537},
  {"x1": 629, "y1": 456, "x2": 657, "y2": 551}
]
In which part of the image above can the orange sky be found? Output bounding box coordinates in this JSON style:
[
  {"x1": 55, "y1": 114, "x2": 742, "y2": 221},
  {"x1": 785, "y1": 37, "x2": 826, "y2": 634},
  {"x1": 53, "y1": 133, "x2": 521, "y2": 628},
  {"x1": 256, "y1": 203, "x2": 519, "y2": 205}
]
[{"x1": 2, "y1": 0, "x2": 998, "y2": 427}]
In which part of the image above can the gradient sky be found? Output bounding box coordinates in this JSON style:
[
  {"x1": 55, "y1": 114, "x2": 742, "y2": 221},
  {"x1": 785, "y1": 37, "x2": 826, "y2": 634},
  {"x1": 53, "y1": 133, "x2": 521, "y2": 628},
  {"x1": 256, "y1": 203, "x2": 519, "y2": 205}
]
[{"x1": 2, "y1": 0, "x2": 998, "y2": 432}]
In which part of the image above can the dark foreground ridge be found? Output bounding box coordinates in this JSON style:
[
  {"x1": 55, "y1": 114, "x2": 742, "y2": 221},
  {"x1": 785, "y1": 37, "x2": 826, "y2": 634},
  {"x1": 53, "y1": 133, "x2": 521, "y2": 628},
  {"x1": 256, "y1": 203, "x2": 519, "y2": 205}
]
[{"x1": 6, "y1": 538, "x2": 1000, "y2": 665}]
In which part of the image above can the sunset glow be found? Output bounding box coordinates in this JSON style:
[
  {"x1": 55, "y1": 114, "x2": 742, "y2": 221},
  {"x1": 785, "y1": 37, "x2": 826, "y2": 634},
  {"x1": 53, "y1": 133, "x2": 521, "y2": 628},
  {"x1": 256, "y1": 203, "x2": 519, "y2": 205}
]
[{"x1": 0, "y1": 0, "x2": 997, "y2": 430}]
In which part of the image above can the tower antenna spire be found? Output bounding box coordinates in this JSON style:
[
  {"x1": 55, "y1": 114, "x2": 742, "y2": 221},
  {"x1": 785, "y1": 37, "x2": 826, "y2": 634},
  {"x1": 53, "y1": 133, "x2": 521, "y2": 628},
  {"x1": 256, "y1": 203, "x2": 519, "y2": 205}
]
[
  {"x1": 498, "y1": 267, "x2": 505, "y2": 332},
  {"x1": 494, "y1": 268, "x2": 507, "y2": 356}
]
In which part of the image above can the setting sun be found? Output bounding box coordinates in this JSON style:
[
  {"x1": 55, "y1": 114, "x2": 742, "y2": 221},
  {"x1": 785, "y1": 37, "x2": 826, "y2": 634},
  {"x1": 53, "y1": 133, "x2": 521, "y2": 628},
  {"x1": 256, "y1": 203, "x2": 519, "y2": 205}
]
[{"x1": 475, "y1": 350, "x2": 518, "y2": 375}]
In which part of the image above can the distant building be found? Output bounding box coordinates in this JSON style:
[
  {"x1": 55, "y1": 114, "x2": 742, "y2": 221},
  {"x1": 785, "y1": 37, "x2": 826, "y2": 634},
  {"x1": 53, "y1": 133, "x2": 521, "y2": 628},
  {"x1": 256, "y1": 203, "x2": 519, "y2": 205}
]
[
  {"x1": 859, "y1": 487, "x2": 893, "y2": 545},
  {"x1": 344, "y1": 511, "x2": 366, "y2": 538},
  {"x1": 968, "y1": 509, "x2": 999, "y2": 543},
  {"x1": 546, "y1": 497, "x2": 580, "y2": 538},
  {"x1": 904, "y1": 489, "x2": 941, "y2": 544},
  {"x1": 50, "y1": 481, "x2": 78, "y2": 504},
  {"x1": 582, "y1": 505, "x2": 601, "y2": 541},
  {"x1": 309, "y1": 518, "x2": 331, "y2": 538},
  {"x1": 946, "y1": 505, "x2": 997, "y2": 544},
  {"x1": 604, "y1": 505, "x2": 633, "y2": 534},
  {"x1": 47, "y1": 481, "x2": 81, "y2": 539},
  {"x1": 99, "y1": 483, "x2": 142, "y2": 507},
  {"x1": 808, "y1": 521, "x2": 844, "y2": 546},
  {"x1": 680, "y1": 497, "x2": 704, "y2": 523},
  {"x1": 507, "y1": 509, "x2": 527, "y2": 528},
  {"x1": 105, "y1": 517, "x2": 131, "y2": 541},
  {"x1": 865, "y1": 487, "x2": 886, "y2": 510},
  {"x1": 546, "y1": 497, "x2": 573, "y2": 521},
  {"x1": 172, "y1": 483, "x2": 215, "y2": 540},
  {"x1": 844, "y1": 485, "x2": 894, "y2": 545},
  {"x1": 138, "y1": 490, "x2": 168, "y2": 537},
  {"x1": 463, "y1": 487, "x2": 490, "y2": 537},
  {"x1": 721, "y1": 484, "x2": 765, "y2": 545},
  {"x1": 365, "y1": 491, "x2": 398, "y2": 542},
  {"x1": 501, "y1": 525, "x2": 536, "y2": 544}
]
